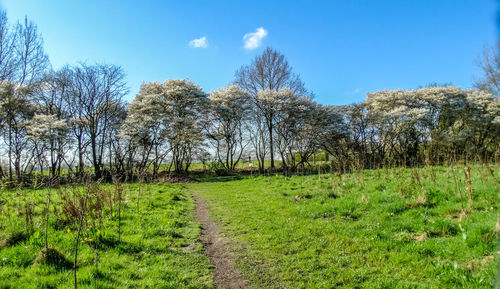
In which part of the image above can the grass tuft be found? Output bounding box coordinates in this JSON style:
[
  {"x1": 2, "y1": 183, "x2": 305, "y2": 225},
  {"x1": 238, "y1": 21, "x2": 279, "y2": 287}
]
[
  {"x1": 0, "y1": 231, "x2": 29, "y2": 248},
  {"x1": 33, "y1": 247, "x2": 72, "y2": 269}
]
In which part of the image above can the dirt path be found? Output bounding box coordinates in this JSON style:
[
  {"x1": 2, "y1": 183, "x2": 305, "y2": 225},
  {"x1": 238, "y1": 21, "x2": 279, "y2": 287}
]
[{"x1": 192, "y1": 194, "x2": 248, "y2": 289}]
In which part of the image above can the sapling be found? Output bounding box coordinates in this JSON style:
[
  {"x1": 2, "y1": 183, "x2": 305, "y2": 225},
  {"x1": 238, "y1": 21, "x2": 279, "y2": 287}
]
[
  {"x1": 73, "y1": 183, "x2": 90, "y2": 289},
  {"x1": 24, "y1": 199, "x2": 34, "y2": 236},
  {"x1": 113, "y1": 178, "x2": 123, "y2": 243},
  {"x1": 87, "y1": 218, "x2": 99, "y2": 289},
  {"x1": 44, "y1": 187, "x2": 51, "y2": 249},
  {"x1": 356, "y1": 161, "x2": 365, "y2": 190},
  {"x1": 147, "y1": 177, "x2": 153, "y2": 207},
  {"x1": 452, "y1": 166, "x2": 461, "y2": 199},
  {"x1": 38, "y1": 177, "x2": 55, "y2": 250},
  {"x1": 396, "y1": 168, "x2": 405, "y2": 197},
  {"x1": 430, "y1": 166, "x2": 437, "y2": 187},
  {"x1": 137, "y1": 171, "x2": 144, "y2": 212},
  {"x1": 451, "y1": 165, "x2": 468, "y2": 221},
  {"x1": 476, "y1": 163, "x2": 488, "y2": 186},
  {"x1": 84, "y1": 181, "x2": 105, "y2": 288},
  {"x1": 464, "y1": 166, "x2": 473, "y2": 207},
  {"x1": 412, "y1": 168, "x2": 421, "y2": 187},
  {"x1": 333, "y1": 163, "x2": 344, "y2": 196}
]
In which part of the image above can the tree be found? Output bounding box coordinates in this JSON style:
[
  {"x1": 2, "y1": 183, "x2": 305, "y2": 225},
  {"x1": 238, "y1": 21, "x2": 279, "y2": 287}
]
[
  {"x1": 475, "y1": 40, "x2": 500, "y2": 97},
  {"x1": 69, "y1": 63, "x2": 128, "y2": 180},
  {"x1": 0, "y1": 10, "x2": 19, "y2": 81},
  {"x1": 0, "y1": 10, "x2": 50, "y2": 84},
  {"x1": 122, "y1": 79, "x2": 208, "y2": 174},
  {"x1": 205, "y1": 85, "x2": 250, "y2": 170},
  {"x1": 120, "y1": 83, "x2": 171, "y2": 177},
  {"x1": 26, "y1": 114, "x2": 69, "y2": 176},
  {"x1": 235, "y1": 47, "x2": 308, "y2": 169},
  {"x1": 363, "y1": 86, "x2": 500, "y2": 165},
  {"x1": 104, "y1": 101, "x2": 127, "y2": 177},
  {"x1": 247, "y1": 103, "x2": 269, "y2": 172},
  {"x1": 0, "y1": 81, "x2": 34, "y2": 181},
  {"x1": 0, "y1": 10, "x2": 49, "y2": 181},
  {"x1": 461, "y1": 89, "x2": 500, "y2": 160},
  {"x1": 15, "y1": 16, "x2": 49, "y2": 85},
  {"x1": 31, "y1": 68, "x2": 74, "y2": 177},
  {"x1": 159, "y1": 80, "x2": 208, "y2": 173},
  {"x1": 313, "y1": 105, "x2": 350, "y2": 166},
  {"x1": 272, "y1": 89, "x2": 315, "y2": 170},
  {"x1": 340, "y1": 104, "x2": 376, "y2": 167}
]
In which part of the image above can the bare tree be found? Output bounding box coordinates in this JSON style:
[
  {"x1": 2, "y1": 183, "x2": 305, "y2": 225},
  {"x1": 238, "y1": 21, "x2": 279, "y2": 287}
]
[
  {"x1": 235, "y1": 47, "x2": 307, "y2": 96},
  {"x1": 15, "y1": 16, "x2": 49, "y2": 85},
  {"x1": 235, "y1": 47, "x2": 308, "y2": 169},
  {"x1": 31, "y1": 68, "x2": 73, "y2": 177},
  {"x1": 475, "y1": 40, "x2": 500, "y2": 97},
  {"x1": 0, "y1": 10, "x2": 19, "y2": 81},
  {"x1": 70, "y1": 63, "x2": 128, "y2": 180}
]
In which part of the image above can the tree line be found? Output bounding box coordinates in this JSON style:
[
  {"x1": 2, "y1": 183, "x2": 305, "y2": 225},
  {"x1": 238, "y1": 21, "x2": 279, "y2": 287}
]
[{"x1": 0, "y1": 10, "x2": 499, "y2": 185}]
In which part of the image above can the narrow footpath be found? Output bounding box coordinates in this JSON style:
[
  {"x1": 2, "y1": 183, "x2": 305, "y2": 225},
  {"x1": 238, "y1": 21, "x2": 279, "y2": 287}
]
[{"x1": 192, "y1": 194, "x2": 248, "y2": 289}]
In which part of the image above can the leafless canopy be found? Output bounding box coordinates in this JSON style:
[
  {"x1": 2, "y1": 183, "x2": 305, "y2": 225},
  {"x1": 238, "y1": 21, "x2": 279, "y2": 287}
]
[
  {"x1": 475, "y1": 40, "x2": 500, "y2": 97},
  {"x1": 234, "y1": 47, "x2": 308, "y2": 98},
  {"x1": 0, "y1": 11, "x2": 48, "y2": 84}
]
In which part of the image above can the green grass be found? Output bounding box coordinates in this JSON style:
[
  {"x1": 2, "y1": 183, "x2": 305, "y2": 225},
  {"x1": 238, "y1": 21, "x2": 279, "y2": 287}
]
[
  {"x1": 0, "y1": 183, "x2": 214, "y2": 289},
  {"x1": 1, "y1": 164, "x2": 498, "y2": 288},
  {"x1": 187, "y1": 164, "x2": 500, "y2": 288}
]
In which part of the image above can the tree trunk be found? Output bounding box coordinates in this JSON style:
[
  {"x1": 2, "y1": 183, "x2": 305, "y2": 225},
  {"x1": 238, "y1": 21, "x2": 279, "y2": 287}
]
[
  {"x1": 8, "y1": 125, "x2": 13, "y2": 181},
  {"x1": 91, "y1": 136, "x2": 101, "y2": 179},
  {"x1": 268, "y1": 123, "x2": 275, "y2": 169},
  {"x1": 77, "y1": 136, "x2": 84, "y2": 179}
]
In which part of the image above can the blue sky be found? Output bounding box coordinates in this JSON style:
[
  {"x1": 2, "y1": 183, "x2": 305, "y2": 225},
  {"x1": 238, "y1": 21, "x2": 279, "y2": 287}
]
[{"x1": 0, "y1": 0, "x2": 497, "y2": 105}]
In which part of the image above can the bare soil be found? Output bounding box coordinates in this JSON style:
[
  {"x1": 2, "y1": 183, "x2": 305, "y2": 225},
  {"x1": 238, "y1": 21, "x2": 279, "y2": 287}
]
[{"x1": 192, "y1": 194, "x2": 248, "y2": 289}]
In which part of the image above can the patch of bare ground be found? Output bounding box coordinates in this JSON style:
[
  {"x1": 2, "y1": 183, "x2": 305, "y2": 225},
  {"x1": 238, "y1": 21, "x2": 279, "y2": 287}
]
[{"x1": 192, "y1": 194, "x2": 248, "y2": 289}]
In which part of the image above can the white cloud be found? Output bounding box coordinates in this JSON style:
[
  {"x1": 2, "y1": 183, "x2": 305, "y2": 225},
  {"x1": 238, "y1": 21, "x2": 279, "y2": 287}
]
[
  {"x1": 243, "y1": 27, "x2": 267, "y2": 50},
  {"x1": 189, "y1": 36, "x2": 208, "y2": 48}
]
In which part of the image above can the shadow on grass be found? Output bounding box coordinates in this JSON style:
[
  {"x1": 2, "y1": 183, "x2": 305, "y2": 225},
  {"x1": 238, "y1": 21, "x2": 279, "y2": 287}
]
[
  {"x1": 0, "y1": 231, "x2": 30, "y2": 248},
  {"x1": 33, "y1": 247, "x2": 72, "y2": 270},
  {"x1": 193, "y1": 169, "x2": 343, "y2": 183},
  {"x1": 194, "y1": 175, "x2": 245, "y2": 183},
  {"x1": 92, "y1": 235, "x2": 143, "y2": 254}
]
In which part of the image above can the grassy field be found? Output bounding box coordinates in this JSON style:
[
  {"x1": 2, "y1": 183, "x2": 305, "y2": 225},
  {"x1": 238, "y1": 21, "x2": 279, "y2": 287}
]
[
  {"x1": 0, "y1": 164, "x2": 498, "y2": 288},
  {"x1": 188, "y1": 164, "x2": 500, "y2": 288},
  {"x1": 0, "y1": 183, "x2": 214, "y2": 288}
]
